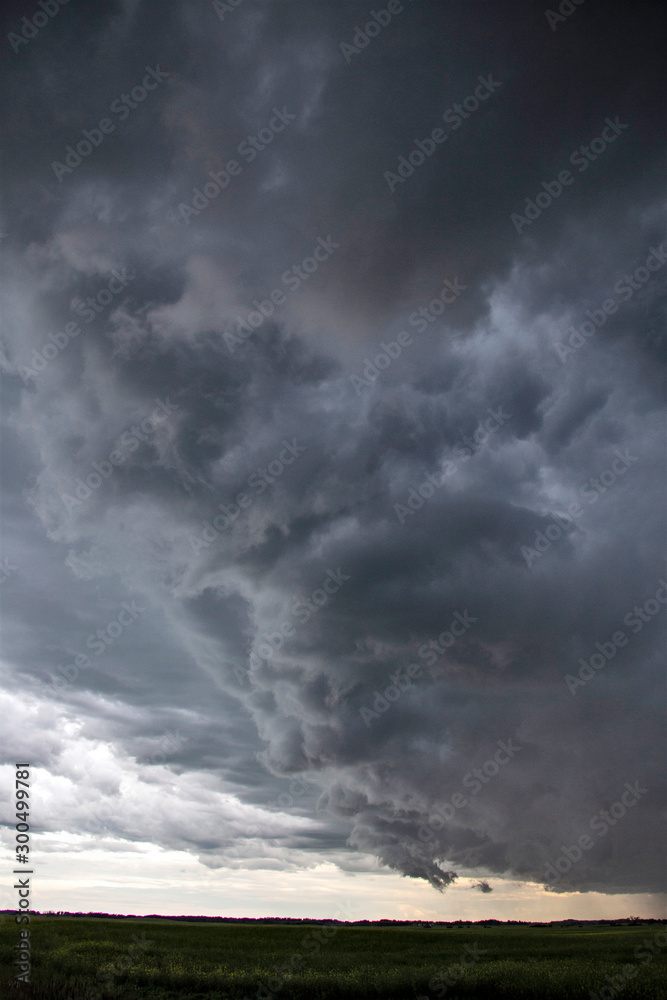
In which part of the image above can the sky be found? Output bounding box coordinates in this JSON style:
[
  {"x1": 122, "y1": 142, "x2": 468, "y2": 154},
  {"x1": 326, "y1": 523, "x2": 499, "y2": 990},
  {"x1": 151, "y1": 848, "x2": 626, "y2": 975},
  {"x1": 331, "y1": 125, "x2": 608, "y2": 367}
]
[{"x1": 0, "y1": 0, "x2": 665, "y2": 922}]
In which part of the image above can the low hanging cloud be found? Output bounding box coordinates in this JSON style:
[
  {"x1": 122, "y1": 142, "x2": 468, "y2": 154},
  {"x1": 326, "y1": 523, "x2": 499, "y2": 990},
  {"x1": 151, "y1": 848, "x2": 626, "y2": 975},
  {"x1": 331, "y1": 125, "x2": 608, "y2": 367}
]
[{"x1": 472, "y1": 881, "x2": 493, "y2": 894}]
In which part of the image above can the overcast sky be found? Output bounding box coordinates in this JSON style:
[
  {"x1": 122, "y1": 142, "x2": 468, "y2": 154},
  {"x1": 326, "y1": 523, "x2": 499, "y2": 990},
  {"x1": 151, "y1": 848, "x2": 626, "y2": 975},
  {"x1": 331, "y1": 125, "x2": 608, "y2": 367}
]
[{"x1": 1, "y1": 0, "x2": 665, "y2": 921}]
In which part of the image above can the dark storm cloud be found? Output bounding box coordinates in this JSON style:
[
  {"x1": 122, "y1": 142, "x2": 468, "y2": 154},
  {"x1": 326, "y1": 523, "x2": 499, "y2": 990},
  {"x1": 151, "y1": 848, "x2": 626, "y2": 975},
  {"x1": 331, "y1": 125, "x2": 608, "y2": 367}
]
[
  {"x1": 472, "y1": 881, "x2": 493, "y2": 893},
  {"x1": 1, "y1": 0, "x2": 665, "y2": 899}
]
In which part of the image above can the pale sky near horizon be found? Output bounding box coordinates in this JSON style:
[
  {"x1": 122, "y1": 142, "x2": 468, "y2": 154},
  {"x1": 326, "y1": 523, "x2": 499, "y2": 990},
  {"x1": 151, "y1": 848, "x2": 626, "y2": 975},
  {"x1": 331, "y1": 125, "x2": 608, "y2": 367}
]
[{"x1": 1, "y1": 0, "x2": 665, "y2": 922}]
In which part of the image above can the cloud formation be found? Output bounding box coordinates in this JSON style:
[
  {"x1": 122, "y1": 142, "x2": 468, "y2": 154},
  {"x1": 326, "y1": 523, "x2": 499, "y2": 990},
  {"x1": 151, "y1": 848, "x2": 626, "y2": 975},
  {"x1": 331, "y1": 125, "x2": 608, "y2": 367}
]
[{"x1": 0, "y1": 0, "x2": 665, "y2": 905}]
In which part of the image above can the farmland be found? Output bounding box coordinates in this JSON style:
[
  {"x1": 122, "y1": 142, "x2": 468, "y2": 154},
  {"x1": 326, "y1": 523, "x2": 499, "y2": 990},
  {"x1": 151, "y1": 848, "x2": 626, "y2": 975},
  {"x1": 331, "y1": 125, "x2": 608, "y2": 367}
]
[{"x1": 1, "y1": 916, "x2": 665, "y2": 999}]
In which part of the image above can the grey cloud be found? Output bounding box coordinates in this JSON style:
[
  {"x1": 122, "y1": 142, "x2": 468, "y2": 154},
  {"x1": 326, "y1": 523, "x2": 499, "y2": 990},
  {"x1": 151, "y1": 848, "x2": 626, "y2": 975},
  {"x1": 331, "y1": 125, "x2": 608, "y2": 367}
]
[{"x1": 0, "y1": 0, "x2": 665, "y2": 905}]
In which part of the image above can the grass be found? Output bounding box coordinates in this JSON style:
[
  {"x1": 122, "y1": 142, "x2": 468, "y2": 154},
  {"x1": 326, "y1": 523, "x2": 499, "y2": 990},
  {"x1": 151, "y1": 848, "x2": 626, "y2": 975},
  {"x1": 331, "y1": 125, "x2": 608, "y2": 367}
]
[{"x1": 1, "y1": 916, "x2": 666, "y2": 999}]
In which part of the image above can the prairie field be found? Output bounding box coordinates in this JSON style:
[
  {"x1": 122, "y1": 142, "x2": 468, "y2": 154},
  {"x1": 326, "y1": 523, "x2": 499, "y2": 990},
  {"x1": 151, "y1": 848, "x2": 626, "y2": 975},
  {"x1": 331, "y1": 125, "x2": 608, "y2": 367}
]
[{"x1": 1, "y1": 916, "x2": 665, "y2": 1000}]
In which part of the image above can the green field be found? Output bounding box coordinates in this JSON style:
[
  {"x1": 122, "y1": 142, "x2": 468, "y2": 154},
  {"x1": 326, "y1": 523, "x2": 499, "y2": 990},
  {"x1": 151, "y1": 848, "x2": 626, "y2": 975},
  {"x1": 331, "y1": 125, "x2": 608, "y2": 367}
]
[{"x1": 1, "y1": 917, "x2": 666, "y2": 1000}]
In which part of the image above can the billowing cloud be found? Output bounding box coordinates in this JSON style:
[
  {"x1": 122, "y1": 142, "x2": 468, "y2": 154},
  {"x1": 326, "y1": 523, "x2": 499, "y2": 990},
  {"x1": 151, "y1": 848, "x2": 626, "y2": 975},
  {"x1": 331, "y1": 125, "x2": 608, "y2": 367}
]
[{"x1": 0, "y1": 0, "x2": 665, "y2": 911}]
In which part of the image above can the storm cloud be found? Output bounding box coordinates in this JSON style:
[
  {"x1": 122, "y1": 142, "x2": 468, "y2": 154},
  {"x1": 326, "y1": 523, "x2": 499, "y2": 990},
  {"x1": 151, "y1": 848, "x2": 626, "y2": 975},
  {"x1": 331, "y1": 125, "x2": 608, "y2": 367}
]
[{"x1": 1, "y1": 0, "x2": 665, "y2": 909}]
